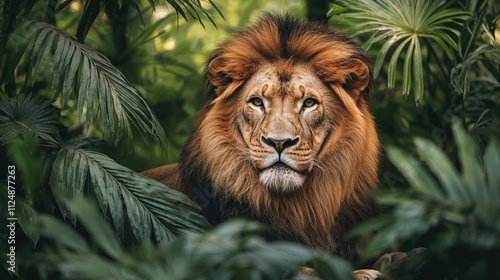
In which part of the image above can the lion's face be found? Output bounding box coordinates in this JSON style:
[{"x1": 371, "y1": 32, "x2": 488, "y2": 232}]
[
  {"x1": 236, "y1": 63, "x2": 337, "y2": 192},
  {"x1": 179, "y1": 15, "x2": 380, "y2": 259}
]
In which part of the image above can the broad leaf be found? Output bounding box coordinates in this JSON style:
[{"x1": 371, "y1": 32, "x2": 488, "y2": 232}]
[
  {"x1": 36, "y1": 219, "x2": 354, "y2": 280},
  {"x1": 355, "y1": 120, "x2": 500, "y2": 261},
  {"x1": 414, "y1": 137, "x2": 469, "y2": 205},
  {"x1": 386, "y1": 146, "x2": 443, "y2": 200},
  {"x1": 38, "y1": 215, "x2": 91, "y2": 253}
]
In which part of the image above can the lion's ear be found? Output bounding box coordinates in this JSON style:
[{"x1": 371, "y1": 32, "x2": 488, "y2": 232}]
[
  {"x1": 207, "y1": 55, "x2": 256, "y2": 96},
  {"x1": 316, "y1": 58, "x2": 371, "y2": 100}
]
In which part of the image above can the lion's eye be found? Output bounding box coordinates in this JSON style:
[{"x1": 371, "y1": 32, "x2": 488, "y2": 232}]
[
  {"x1": 250, "y1": 97, "x2": 264, "y2": 107},
  {"x1": 303, "y1": 98, "x2": 318, "y2": 108}
]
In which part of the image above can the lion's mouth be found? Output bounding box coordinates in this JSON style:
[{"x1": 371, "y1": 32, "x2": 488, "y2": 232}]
[
  {"x1": 270, "y1": 162, "x2": 287, "y2": 169},
  {"x1": 262, "y1": 162, "x2": 292, "y2": 171},
  {"x1": 261, "y1": 161, "x2": 305, "y2": 175}
]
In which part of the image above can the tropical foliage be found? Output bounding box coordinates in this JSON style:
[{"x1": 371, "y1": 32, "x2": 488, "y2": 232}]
[
  {"x1": 0, "y1": 0, "x2": 499, "y2": 279},
  {"x1": 351, "y1": 119, "x2": 500, "y2": 278},
  {"x1": 34, "y1": 201, "x2": 353, "y2": 280},
  {"x1": 332, "y1": 0, "x2": 499, "y2": 149}
]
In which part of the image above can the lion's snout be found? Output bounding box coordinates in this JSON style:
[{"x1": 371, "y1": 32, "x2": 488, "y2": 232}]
[{"x1": 260, "y1": 136, "x2": 299, "y2": 154}]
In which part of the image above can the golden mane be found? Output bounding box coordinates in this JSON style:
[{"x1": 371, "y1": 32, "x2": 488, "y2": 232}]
[{"x1": 178, "y1": 14, "x2": 380, "y2": 260}]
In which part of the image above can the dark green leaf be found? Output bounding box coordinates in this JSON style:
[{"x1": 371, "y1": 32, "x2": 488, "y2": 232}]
[
  {"x1": 16, "y1": 21, "x2": 167, "y2": 152},
  {"x1": 414, "y1": 137, "x2": 469, "y2": 205},
  {"x1": 386, "y1": 146, "x2": 443, "y2": 199},
  {"x1": 50, "y1": 143, "x2": 211, "y2": 244},
  {"x1": 38, "y1": 215, "x2": 91, "y2": 252},
  {"x1": 0, "y1": 93, "x2": 61, "y2": 145},
  {"x1": 65, "y1": 197, "x2": 124, "y2": 259}
]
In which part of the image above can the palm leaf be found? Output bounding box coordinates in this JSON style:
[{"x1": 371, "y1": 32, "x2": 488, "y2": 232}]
[
  {"x1": 0, "y1": 93, "x2": 61, "y2": 145},
  {"x1": 50, "y1": 140, "x2": 211, "y2": 244},
  {"x1": 336, "y1": 0, "x2": 470, "y2": 103},
  {"x1": 9, "y1": 21, "x2": 167, "y2": 151},
  {"x1": 451, "y1": 44, "x2": 500, "y2": 96},
  {"x1": 162, "y1": 0, "x2": 224, "y2": 28}
]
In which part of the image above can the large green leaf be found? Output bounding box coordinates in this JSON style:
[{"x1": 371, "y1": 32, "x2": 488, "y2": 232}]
[
  {"x1": 385, "y1": 146, "x2": 443, "y2": 200},
  {"x1": 9, "y1": 21, "x2": 167, "y2": 151},
  {"x1": 50, "y1": 141, "x2": 211, "y2": 244},
  {"x1": 414, "y1": 137, "x2": 469, "y2": 205},
  {"x1": 0, "y1": 93, "x2": 61, "y2": 145}
]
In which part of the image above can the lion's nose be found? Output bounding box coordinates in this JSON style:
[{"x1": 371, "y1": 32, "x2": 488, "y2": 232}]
[{"x1": 261, "y1": 136, "x2": 299, "y2": 154}]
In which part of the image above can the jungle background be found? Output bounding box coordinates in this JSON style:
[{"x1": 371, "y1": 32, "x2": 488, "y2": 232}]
[{"x1": 0, "y1": 0, "x2": 499, "y2": 279}]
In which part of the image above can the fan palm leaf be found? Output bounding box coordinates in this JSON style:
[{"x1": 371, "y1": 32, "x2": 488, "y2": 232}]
[
  {"x1": 335, "y1": 0, "x2": 470, "y2": 104},
  {"x1": 0, "y1": 93, "x2": 61, "y2": 144}
]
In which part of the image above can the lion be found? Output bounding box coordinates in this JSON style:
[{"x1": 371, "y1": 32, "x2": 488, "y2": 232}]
[{"x1": 143, "y1": 14, "x2": 385, "y2": 278}]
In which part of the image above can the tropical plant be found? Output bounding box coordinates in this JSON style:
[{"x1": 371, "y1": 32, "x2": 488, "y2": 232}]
[
  {"x1": 32, "y1": 197, "x2": 354, "y2": 280},
  {"x1": 0, "y1": 0, "x2": 221, "y2": 278},
  {"x1": 332, "y1": 0, "x2": 486, "y2": 104},
  {"x1": 351, "y1": 119, "x2": 500, "y2": 279},
  {"x1": 330, "y1": 0, "x2": 499, "y2": 152}
]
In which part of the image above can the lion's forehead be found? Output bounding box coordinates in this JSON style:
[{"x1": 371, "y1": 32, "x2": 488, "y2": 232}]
[{"x1": 244, "y1": 63, "x2": 329, "y2": 102}]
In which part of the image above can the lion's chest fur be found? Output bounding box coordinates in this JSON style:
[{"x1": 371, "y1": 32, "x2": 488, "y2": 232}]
[{"x1": 190, "y1": 180, "x2": 377, "y2": 262}]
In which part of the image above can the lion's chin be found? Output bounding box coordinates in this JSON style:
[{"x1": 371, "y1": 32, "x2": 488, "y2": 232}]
[{"x1": 259, "y1": 165, "x2": 305, "y2": 192}]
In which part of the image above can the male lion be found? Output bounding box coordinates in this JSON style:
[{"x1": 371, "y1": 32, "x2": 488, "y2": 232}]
[{"x1": 143, "y1": 14, "x2": 382, "y2": 276}]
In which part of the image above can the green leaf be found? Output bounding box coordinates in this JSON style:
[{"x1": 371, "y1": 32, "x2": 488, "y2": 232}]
[
  {"x1": 414, "y1": 137, "x2": 469, "y2": 205},
  {"x1": 35, "y1": 219, "x2": 353, "y2": 280},
  {"x1": 402, "y1": 37, "x2": 414, "y2": 97},
  {"x1": 40, "y1": 253, "x2": 136, "y2": 279},
  {"x1": 386, "y1": 146, "x2": 443, "y2": 200},
  {"x1": 38, "y1": 215, "x2": 91, "y2": 253},
  {"x1": 337, "y1": 0, "x2": 469, "y2": 103},
  {"x1": 76, "y1": 0, "x2": 101, "y2": 43},
  {"x1": 0, "y1": 93, "x2": 62, "y2": 145},
  {"x1": 16, "y1": 199, "x2": 40, "y2": 246},
  {"x1": 18, "y1": 21, "x2": 167, "y2": 152},
  {"x1": 387, "y1": 37, "x2": 411, "y2": 90},
  {"x1": 452, "y1": 119, "x2": 487, "y2": 203},
  {"x1": 50, "y1": 143, "x2": 211, "y2": 244},
  {"x1": 65, "y1": 197, "x2": 124, "y2": 259},
  {"x1": 157, "y1": 0, "x2": 223, "y2": 28},
  {"x1": 484, "y1": 139, "x2": 500, "y2": 191},
  {"x1": 412, "y1": 38, "x2": 423, "y2": 105}
]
